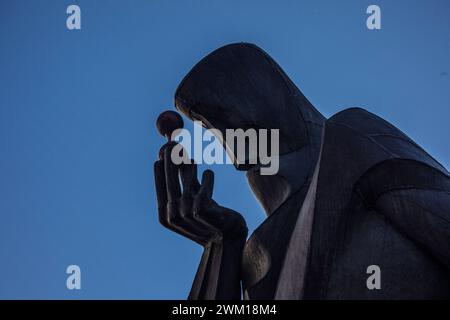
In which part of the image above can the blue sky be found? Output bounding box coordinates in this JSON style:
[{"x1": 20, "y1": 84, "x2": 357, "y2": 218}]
[{"x1": 0, "y1": 0, "x2": 449, "y2": 299}]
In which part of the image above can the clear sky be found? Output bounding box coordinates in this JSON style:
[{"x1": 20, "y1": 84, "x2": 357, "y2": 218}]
[{"x1": 1, "y1": 0, "x2": 449, "y2": 299}]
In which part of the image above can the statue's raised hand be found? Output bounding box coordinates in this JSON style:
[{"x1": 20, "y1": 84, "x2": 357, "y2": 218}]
[
  {"x1": 154, "y1": 142, "x2": 248, "y2": 246},
  {"x1": 154, "y1": 110, "x2": 247, "y2": 247}
]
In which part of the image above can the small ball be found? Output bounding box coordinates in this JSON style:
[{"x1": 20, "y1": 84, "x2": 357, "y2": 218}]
[{"x1": 156, "y1": 111, "x2": 184, "y2": 139}]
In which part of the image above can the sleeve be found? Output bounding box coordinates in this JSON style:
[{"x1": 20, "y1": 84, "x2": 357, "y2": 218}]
[{"x1": 355, "y1": 158, "x2": 450, "y2": 270}]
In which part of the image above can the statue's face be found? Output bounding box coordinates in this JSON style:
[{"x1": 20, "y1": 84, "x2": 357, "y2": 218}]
[
  {"x1": 175, "y1": 43, "x2": 308, "y2": 170},
  {"x1": 176, "y1": 95, "x2": 269, "y2": 170}
]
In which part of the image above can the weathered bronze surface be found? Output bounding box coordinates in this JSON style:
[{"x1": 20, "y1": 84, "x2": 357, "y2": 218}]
[{"x1": 154, "y1": 43, "x2": 450, "y2": 299}]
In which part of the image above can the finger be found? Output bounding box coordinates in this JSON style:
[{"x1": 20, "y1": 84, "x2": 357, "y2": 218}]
[
  {"x1": 164, "y1": 142, "x2": 181, "y2": 201},
  {"x1": 167, "y1": 207, "x2": 212, "y2": 245},
  {"x1": 163, "y1": 182, "x2": 211, "y2": 245},
  {"x1": 162, "y1": 144, "x2": 213, "y2": 244},
  {"x1": 180, "y1": 161, "x2": 200, "y2": 194},
  {"x1": 179, "y1": 160, "x2": 212, "y2": 237},
  {"x1": 179, "y1": 164, "x2": 220, "y2": 243},
  {"x1": 156, "y1": 151, "x2": 213, "y2": 245},
  {"x1": 199, "y1": 169, "x2": 214, "y2": 199},
  {"x1": 192, "y1": 170, "x2": 217, "y2": 231},
  {"x1": 154, "y1": 160, "x2": 168, "y2": 224},
  {"x1": 179, "y1": 194, "x2": 214, "y2": 237}
]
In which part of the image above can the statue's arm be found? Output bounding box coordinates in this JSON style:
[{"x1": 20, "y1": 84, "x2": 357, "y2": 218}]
[
  {"x1": 374, "y1": 188, "x2": 450, "y2": 268},
  {"x1": 154, "y1": 142, "x2": 248, "y2": 299},
  {"x1": 189, "y1": 234, "x2": 246, "y2": 300},
  {"x1": 356, "y1": 159, "x2": 450, "y2": 269}
]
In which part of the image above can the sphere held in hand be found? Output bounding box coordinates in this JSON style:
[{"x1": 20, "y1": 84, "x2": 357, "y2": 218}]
[{"x1": 156, "y1": 110, "x2": 184, "y2": 139}]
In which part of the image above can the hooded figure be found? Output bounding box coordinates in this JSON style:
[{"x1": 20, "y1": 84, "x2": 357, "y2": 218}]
[{"x1": 154, "y1": 43, "x2": 450, "y2": 299}]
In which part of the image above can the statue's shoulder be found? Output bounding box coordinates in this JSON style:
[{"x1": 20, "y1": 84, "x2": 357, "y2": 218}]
[
  {"x1": 323, "y1": 107, "x2": 447, "y2": 173},
  {"x1": 301, "y1": 108, "x2": 449, "y2": 299},
  {"x1": 327, "y1": 107, "x2": 414, "y2": 143}
]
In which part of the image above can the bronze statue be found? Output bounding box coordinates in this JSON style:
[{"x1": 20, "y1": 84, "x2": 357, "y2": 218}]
[{"x1": 154, "y1": 43, "x2": 450, "y2": 299}]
